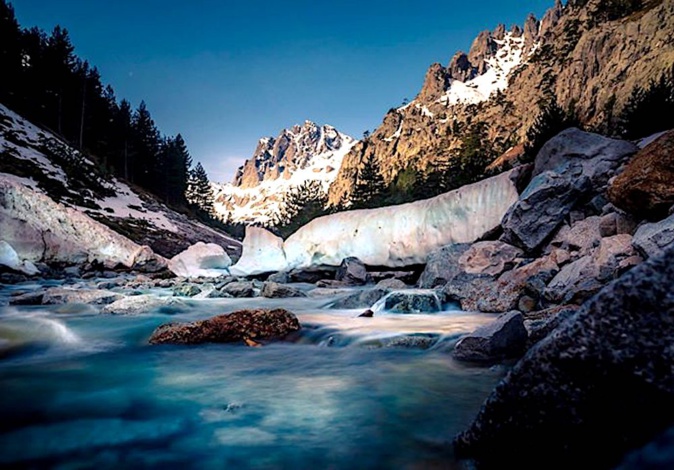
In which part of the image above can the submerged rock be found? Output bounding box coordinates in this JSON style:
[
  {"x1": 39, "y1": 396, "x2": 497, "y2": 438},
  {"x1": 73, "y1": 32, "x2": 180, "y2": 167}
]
[
  {"x1": 148, "y1": 308, "x2": 301, "y2": 345},
  {"x1": 100, "y1": 295, "x2": 187, "y2": 315},
  {"x1": 330, "y1": 288, "x2": 389, "y2": 310},
  {"x1": 453, "y1": 311, "x2": 528, "y2": 363},
  {"x1": 454, "y1": 244, "x2": 674, "y2": 468}
]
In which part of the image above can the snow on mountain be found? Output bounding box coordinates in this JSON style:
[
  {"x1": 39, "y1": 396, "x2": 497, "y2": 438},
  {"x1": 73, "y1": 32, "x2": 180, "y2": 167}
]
[
  {"x1": 212, "y1": 121, "x2": 357, "y2": 225},
  {"x1": 0, "y1": 104, "x2": 241, "y2": 260}
]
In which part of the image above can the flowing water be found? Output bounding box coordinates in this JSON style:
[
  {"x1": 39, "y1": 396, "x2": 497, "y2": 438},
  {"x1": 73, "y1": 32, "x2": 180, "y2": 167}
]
[{"x1": 0, "y1": 281, "x2": 506, "y2": 469}]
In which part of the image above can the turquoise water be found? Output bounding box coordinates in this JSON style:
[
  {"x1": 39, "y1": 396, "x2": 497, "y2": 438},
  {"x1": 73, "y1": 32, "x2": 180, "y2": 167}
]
[{"x1": 0, "y1": 283, "x2": 504, "y2": 469}]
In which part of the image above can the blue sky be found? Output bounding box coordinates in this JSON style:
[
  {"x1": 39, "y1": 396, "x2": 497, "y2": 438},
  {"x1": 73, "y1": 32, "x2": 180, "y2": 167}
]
[{"x1": 12, "y1": 0, "x2": 555, "y2": 183}]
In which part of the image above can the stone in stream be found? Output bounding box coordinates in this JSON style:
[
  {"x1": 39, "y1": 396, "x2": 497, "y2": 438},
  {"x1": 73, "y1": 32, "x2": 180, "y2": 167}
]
[
  {"x1": 453, "y1": 311, "x2": 528, "y2": 363},
  {"x1": 173, "y1": 284, "x2": 202, "y2": 297},
  {"x1": 148, "y1": 308, "x2": 301, "y2": 345},
  {"x1": 375, "y1": 278, "x2": 407, "y2": 290},
  {"x1": 9, "y1": 291, "x2": 45, "y2": 306},
  {"x1": 330, "y1": 288, "x2": 389, "y2": 310},
  {"x1": 220, "y1": 281, "x2": 257, "y2": 298},
  {"x1": 100, "y1": 295, "x2": 187, "y2": 315},
  {"x1": 358, "y1": 309, "x2": 374, "y2": 318},
  {"x1": 335, "y1": 257, "x2": 369, "y2": 286},
  {"x1": 380, "y1": 291, "x2": 441, "y2": 314},
  {"x1": 260, "y1": 282, "x2": 306, "y2": 299},
  {"x1": 41, "y1": 287, "x2": 122, "y2": 306},
  {"x1": 454, "y1": 243, "x2": 674, "y2": 469}
]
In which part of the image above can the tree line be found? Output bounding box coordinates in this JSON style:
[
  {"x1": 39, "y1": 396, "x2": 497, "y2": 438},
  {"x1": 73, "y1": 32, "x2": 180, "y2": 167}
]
[{"x1": 0, "y1": 1, "x2": 214, "y2": 215}]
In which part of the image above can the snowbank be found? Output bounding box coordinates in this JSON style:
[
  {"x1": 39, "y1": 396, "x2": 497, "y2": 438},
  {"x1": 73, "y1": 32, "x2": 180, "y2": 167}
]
[
  {"x1": 169, "y1": 242, "x2": 232, "y2": 278},
  {"x1": 229, "y1": 226, "x2": 287, "y2": 276}
]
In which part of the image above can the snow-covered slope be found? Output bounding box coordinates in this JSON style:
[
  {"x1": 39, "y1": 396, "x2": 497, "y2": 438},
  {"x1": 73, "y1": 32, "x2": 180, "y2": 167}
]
[
  {"x1": 0, "y1": 104, "x2": 241, "y2": 261},
  {"x1": 212, "y1": 121, "x2": 356, "y2": 224}
]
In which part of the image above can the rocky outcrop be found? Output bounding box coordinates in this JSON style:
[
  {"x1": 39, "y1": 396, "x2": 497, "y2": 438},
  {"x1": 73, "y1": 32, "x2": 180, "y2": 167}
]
[
  {"x1": 453, "y1": 311, "x2": 528, "y2": 362},
  {"x1": 148, "y1": 308, "x2": 301, "y2": 345},
  {"x1": 454, "y1": 244, "x2": 674, "y2": 468},
  {"x1": 0, "y1": 176, "x2": 166, "y2": 271},
  {"x1": 168, "y1": 242, "x2": 232, "y2": 278},
  {"x1": 609, "y1": 131, "x2": 674, "y2": 219}
]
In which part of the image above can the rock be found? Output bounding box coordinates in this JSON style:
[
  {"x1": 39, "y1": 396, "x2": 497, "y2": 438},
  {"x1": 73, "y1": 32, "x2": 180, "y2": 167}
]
[
  {"x1": 379, "y1": 291, "x2": 441, "y2": 314},
  {"x1": 459, "y1": 241, "x2": 523, "y2": 276},
  {"x1": 358, "y1": 309, "x2": 374, "y2": 318},
  {"x1": 418, "y1": 244, "x2": 470, "y2": 288},
  {"x1": 608, "y1": 130, "x2": 674, "y2": 219},
  {"x1": 9, "y1": 291, "x2": 45, "y2": 305},
  {"x1": 41, "y1": 288, "x2": 122, "y2": 306},
  {"x1": 173, "y1": 284, "x2": 202, "y2": 297},
  {"x1": 524, "y1": 305, "x2": 579, "y2": 348},
  {"x1": 548, "y1": 216, "x2": 602, "y2": 257},
  {"x1": 261, "y1": 282, "x2": 306, "y2": 298},
  {"x1": 288, "y1": 266, "x2": 338, "y2": 284},
  {"x1": 454, "y1": 244, "x2": 674, "y2": 468},
  {"x1": 532, "y1": 128, "x2": 638, "y2": 189},
  {"x1": 369, "y1": 270, "x2": 419, "y2": 285},
  {"x1": 632, "y1": 213, "x2": 674, "y2": 259},
  {"x1": 375, "y1": 278, "x2": 407, "y2": 290},
  {"x1": 453, "y1": 311, "x2": 528, "y2": 362},
  {"x1": 545, "y1": 235, "x2": 640, "y2": 305},
  {"x1": 266, "y1": 271, "x2": 289, "y2": 284},
  {"x1": 168, "y1": 242, "x2": 231, "y2": 278},
  {"x1": 229, "y1": 226, "x2": 287, "y2": 276},
  {"x1": 335, "y1": 257, "x2": 369, "y2": 285},
  {"x1": 221, "y1": 281, "x2": 257, "y2": 298},
  {"x1": 148, "y1": 308, "x2": 301, "y2": 345},
  {"x1": 100, "y1": 295, "x2": 187, "y2": 315},
  {"x1": 330, "y1": 288, "x2": 389, "y2": 310},
  {"x1": 0, "y1": 240, "x2": 39, "y2": 275},
  {"x1": 598, "y1": 211, "x2": 637, "y2": 237},
  {"x1": 501, "y1": 165, "x2": 591, "y2": 252}
]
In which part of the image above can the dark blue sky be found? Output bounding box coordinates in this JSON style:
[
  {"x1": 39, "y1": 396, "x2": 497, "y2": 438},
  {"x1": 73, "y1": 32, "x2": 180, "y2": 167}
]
[{"x1": 12, "y1": 0, "x2": 554, "y2": 182}]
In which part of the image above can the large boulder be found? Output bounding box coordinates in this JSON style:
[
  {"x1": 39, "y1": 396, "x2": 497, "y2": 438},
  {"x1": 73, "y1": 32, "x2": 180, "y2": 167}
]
[
  {"x1": 335, "y1": 257, "x2": 369, "y2": 285},
  {"x1": 148, "y1": 308, "x2": 301, "y2": 345},
  {"x1": 418, "y1": 244, "x2": 470, "y2": 288},
  {"x1": 454, "y1": 244, "x2": 674, "y2": 468},
  {"x1": 168, "y1": 242, "x2": 231, "y2": 278},
  {"x1": 453, "y1": 311, "x2": 528, "y2": 362},
  {"x1": 632, "y1": 213, "x2": 674, "y2": 259},
  {"x1": 608, "y1": 130, "x2": 674, "y2": 219}
]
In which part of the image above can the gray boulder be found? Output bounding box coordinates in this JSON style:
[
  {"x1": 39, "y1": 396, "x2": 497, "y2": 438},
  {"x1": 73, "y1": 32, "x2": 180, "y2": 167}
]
[
  {"x1": 173, "y1": 284, "x2": 202, "y2": 297},
  {"x1": 375, "y1": 278, "x2": 407, "y2": 290},
  {"x1": 288, "y1": 266, "x2": 337, "y2": 283},
  {"x1": 454, "y1": 243, "x2": 674, "y2": 468},
  {"x1": 418, "y1": 244, "x2": 470, "y2": 288},
  {"x1": 632, "y1": 213, "x2": 674, "y2": 259},
  {"x1": 453, "y1": 311, "x2": 528, "y2": 362},
  {"x1": 101, "y1": 295, "x2": 187, "y2": 315},
  {"x1": 221, "y1": 281, "x2": 257, "y2": 298},
  {"x1": 266, "y1": 271, "x2": 289, "y2": 284},
  {"x1": 261, "y1": 281, "x2": 306, "y2": 298},
  {"x1": 380, "y1": 291, "x2": 441, "y2": 314},
  {"x1": 42, "y1": 287, "x2": 122, "y2": 305},
  {"x1": 336, "y1": 257, "x2": 369, "y2": 285},
  {"x1": 330, "y1": 288, "x2": 389, "y2": 309}
]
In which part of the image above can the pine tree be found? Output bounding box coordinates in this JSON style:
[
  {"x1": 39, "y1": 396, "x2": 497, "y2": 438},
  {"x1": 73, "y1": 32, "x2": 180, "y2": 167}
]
[
  {"x1": 618, "y1": 65, "x2": 674, "y2": 139},
  {"x1": 271, "y1": 180, "x2": 328, "y2": 238},
  {"x1": 351, "y1": 154, "x2": 387, "y2": 209},
  {"x1": 525, "y1": 100, "x2": 580, "y2": 159},
  {"x1": 186, "y1": 162, "x2": 214, "y2": 215},
  {"x1": 131, "y1": 101, "x2": 161, "y2": 189},
  {"x1": 0, "y1": 1, "x2": 22, "y2": 108}
]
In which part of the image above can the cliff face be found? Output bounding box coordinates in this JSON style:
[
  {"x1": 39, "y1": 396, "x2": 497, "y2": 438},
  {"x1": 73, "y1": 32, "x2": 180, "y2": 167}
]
[{"x1": 327, "y1": 0, "x2": 674, "y2": 205}]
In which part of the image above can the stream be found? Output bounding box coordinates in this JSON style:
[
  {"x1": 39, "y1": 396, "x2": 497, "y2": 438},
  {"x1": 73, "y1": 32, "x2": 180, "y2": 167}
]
[{"x1": 0, "y1": 280, "x2": 505, "y2": 469}]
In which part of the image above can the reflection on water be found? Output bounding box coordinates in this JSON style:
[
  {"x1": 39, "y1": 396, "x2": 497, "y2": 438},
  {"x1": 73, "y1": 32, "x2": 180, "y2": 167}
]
[{"x1": 0, "y1": 283, "x2": 503, "y2": 469}]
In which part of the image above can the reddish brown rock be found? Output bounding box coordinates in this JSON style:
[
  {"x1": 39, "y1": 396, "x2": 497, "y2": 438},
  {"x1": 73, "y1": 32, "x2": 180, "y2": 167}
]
[
  {"x1": 148, "y1": 308, "x2": 301, "y2": 345},
  {"x1": 609, "y1": 130, "x2": 674, "y2": 219}
]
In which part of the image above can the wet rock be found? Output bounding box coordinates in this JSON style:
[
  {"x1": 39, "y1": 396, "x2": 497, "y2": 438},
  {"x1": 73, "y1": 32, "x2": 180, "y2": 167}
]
[
  {"x1": 41, "y1": 287, "x2": 122, "y2": 306},
  {"x1": 454, "y1": 244, "x2": 674, "y2": 469},
  {"x1": 330, "y1": 288, "x2": 389, "y2": 309},
  {"x1": 261, "y1": 282, "x2": 306, "y2": 298},
  {"x1": 380, "y1": 291, "x2": 441, "y2": 314},
  {"x1": 358, "y1": 309, "x2": 374, "y2": 318},
  {"x1": 608, "y1": 130, "x2": 674, "y2": 219},
  {"x1": 375, "y1": 278, "x2": 407, "y2": 290},
  {"x1": 148, "y1": 308, "x2": 301, "y2": 345},
  {"x1": 453, "y1": 311, "x2": 528, "y2": 362},
  {"x1": 221, "y1": 281, "x2": 257, "y2": 298},
  {"x1": 632, "y1": 213, "x2": 674, "y2": 259},
  {"x1": 266, "y1": 271, "x2": 289, "y2": 284},
  {"x1": 288, "y1": 266, "x2": 338, "y2": 284},
  {"x1": 9, "y1": 291, "x2": 45, "y2": 306},
  {"x1": 173, "y1": 284, "x2": 202, "y2": 297},
  {"x1": 101, "y1": 295, "x2": 187, "y2": 315},
  {"x1": 418, "y1": 244, "x2": 470, "y2": 288},
  {"x1": 335, "y1": 257, "x2": 369, "y2": 285}
]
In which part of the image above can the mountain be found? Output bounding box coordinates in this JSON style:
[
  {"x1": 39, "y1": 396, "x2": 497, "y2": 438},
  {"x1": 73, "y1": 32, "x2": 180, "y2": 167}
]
[
  {"x1": 0, "y1": 103, "x2": 241, "y2": 268},
  {"x1": 212, "y1": 121, "x2": 356, "y2": 224},
  {"x1": 327, "y1": 0, "x2": 674, "y2": 205}
]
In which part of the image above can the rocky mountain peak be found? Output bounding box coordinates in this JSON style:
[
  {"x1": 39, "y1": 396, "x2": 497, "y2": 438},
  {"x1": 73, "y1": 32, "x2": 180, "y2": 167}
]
[
  {"x1": 448, "y1": 52, "x2": 476, "y2": 83},
  {"x1": 419, "y1": 62, "x2": 451, "y2": 102},
  {"x1": 540, "y1": 0, "x2": 565, "y2": 37},
  {"x1": 523, "y1": 13, "x2": 540, "y2": 51},
  {"x1": 468, "y1": 30, "x2": 499, "y2": 75}
]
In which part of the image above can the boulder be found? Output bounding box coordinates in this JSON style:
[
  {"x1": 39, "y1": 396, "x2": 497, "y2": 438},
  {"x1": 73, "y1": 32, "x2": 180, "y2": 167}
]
[
  {"x1": 100, "y1": 295, "x2": 187, "y2": 315},
  {"x1": 261, "y1": 282, "x2": 306, "y2": 298},
  {"x1": 454, "y1": 243, "x2": 674, "y2": 469},
  {"x1": 501, "y1": 166, "x2": 591, "y2": 252},
  {"x1": 532, "y1": 128, "x2": 638, "y2": 189},
  {"x1": 608, "y1": 130, "x2": 674, "y2": 219},
  {"x1": 330, "y1": 288, "x2": 389, "y2": 310},
  {"x1": 459, "y1": 241, "x2": 523, "y2": 276},
  {"x1": 173, "y1": 284, "x2": 202, "y2": 297},
  {"x1": 632, "y1": 213, "x2": 674, "y2": 259},
  {"x1": 288, "y1": 266, "x2": 338, "y2": 284},
  {"x1": 168, "y1": 242, "x2": 231, "y2": 278},
  {"x1": 418, "y1": 244, "x2": 470, "y2": 288},
  {"x1": 41, "y1": 287, "x2": 122, "y2": 305},
  {"x1": 266, "y1": 271, "x2": 289, "y2": 284},
  {"x1": 545, "y1": 235, "x2": 640, "y2": 305},
  {"x1": 548, "y1": 216, "x2": 602, "y2": 257},
  {"x1": 221, "y1": 281, "x2": 257, "y2": 298},
  {"x1": 453, "y1": 311, "x2": 528, "y2": 362},
  {"x1": 9, "y1": 291, "x2": 45, "y2": 306},
  {"x1": 335, "y1": 257, "x2": 369, "y2": 285},
  {"x1": 524, "y1": 305, "x2": 579, "y2": 348},
  {"x1": 148, "y1": 308, "x2": 301, "y2": 345},
  {"x1": 375, "y1": 278, "x2": 408, "y2": 290},
  {"x1": 598, "y1": 211, "x2": 637, "y2": 237},
  {"x1": 378, "y1": 290, "x2": 441, "y2": 314}
]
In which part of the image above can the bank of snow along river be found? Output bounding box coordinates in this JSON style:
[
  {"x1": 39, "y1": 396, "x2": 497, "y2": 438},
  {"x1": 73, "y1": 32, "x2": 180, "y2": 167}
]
[{"x1": 0, "y1": 279, "x2": 505, "y2": 469}]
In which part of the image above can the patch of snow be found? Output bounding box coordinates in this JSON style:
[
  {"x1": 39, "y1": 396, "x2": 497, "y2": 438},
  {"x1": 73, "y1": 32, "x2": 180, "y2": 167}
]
[
  {"x1": 384, "y1": 121, "x2": 403, "y2": 142},
  {"x1": 230, "y1": 226, "x2": 287, "y2": 276},
  {"x1": 169, "y1": 242, "x2": 232, "y2": 278}
]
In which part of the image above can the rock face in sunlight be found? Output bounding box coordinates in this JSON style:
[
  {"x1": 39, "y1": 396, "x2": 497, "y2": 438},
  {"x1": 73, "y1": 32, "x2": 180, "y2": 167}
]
[
  {"x1": 0, "y1": 176, "x2": 166, "y2": 271},
  {"x1": 169, "y1": 242, "x2": 232, "y2": 278},
  {"x1": 229, "y1": 226, "x2": 287, "y2": 276},
  {"x1": 148, "y1": 308, "x2": 301, "y2": 345}
]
